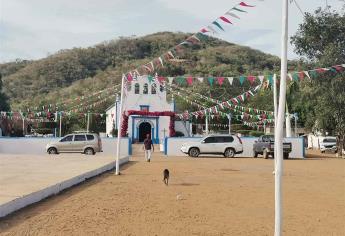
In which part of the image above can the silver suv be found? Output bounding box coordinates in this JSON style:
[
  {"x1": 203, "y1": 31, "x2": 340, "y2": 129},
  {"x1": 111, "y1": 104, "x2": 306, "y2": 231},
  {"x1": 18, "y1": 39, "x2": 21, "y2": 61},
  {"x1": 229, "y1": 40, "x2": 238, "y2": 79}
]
[{"x1": 46, "y1": 133, "x2": 102, "y2": 155}]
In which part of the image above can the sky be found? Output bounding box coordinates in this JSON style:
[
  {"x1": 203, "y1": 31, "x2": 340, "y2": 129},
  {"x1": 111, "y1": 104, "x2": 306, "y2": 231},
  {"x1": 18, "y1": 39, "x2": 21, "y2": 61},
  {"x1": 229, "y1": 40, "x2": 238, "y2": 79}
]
[{"x1": 0, "y1": 0, "x2": 343, "y2": 63}]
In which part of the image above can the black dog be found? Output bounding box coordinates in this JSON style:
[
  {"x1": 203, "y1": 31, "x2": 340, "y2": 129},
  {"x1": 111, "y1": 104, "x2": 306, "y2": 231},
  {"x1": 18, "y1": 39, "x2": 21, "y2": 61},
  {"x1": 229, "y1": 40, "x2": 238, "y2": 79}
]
[{"x1": 163, "y1": 169, "x2": 169, "y2": 186}]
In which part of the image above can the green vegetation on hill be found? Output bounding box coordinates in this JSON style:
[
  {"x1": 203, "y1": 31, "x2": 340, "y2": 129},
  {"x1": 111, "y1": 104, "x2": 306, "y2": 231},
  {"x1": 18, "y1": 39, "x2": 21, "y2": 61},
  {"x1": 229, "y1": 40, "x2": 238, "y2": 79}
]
[{"x1": 1, "y1": 32, "x2": 281, "y2": 111}]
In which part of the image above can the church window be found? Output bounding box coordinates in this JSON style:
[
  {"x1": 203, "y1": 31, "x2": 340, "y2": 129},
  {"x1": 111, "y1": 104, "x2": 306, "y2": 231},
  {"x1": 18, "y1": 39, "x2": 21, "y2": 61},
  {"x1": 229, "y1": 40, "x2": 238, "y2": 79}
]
[
  {"x1": 127, "y1": 82, "x2": 132, "y2": 92},
  {"x1": 151, "y1": 83, "x2": 157, "y2": 94},
  {"x1": 134, "y1": 83, "x2": 140, "y2": 94},
  {"x1": 143, "y1": 83, "x2": 148, "y2": 94},
  {"x1": 160, "y1": 84, "x2": 164, "y2": 92},
  {"x1": 140, "y1": 105, "x2": 149, "y2": 112}
]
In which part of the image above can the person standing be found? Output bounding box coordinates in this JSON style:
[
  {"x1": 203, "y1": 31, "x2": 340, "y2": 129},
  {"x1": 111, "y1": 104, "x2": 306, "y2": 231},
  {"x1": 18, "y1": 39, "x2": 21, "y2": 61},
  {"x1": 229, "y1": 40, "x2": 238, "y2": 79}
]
[{"x1": 143, "y1": 133, "x2": 154, "y2": 162}]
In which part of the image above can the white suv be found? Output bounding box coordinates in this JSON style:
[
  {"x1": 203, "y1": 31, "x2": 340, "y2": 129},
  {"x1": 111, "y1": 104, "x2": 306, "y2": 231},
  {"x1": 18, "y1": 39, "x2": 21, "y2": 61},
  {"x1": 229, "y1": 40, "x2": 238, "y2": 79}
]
[{"x1": 181, "y1": 135, "x2": 243, "y2": 158}]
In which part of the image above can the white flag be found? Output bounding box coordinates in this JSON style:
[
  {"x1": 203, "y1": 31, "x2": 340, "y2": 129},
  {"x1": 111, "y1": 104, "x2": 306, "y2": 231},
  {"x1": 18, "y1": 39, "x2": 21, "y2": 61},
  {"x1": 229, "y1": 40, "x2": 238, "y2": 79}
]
[
  {"x1": 258, "y1": 75, "x2": 264, "y2": 84},
  {"x1": 197, "y1": 77, "x2": 204, "y2": 83},
  {"x1": 304, "y1": 71, "x2": 310, "y2": 79},
  {"x1": 227, "y1": 77, "x2": 234, "y2": 85},
  {"x1": 168, "y1": 77, "x2": 174, "y2": 85}
]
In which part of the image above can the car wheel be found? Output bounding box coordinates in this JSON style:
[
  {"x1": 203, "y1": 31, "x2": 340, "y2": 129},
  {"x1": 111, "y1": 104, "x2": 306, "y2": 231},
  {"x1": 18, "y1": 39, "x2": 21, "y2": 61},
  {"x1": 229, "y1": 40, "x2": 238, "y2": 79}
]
[
  {"x1": 224, "y1": 148, "x2": 235, "y2": 158},
  {"x1": 283, "y1": 153, "x2": 289, "y2": 159},
  {"x1": 253, "y1": 151, "x2": 258, "y2": 158},
  {"x1": 188, "y1": 148, "x2": 200, "y2": 157},
  {"x1": 84, "y1": 148, "x2": 95, "y2": 155},
  {"x1": 263, "y1": 149, "x2": 269, "y2": 159},
  {"x1": 48, "y1": 147, "x2": 58, "y2": 155}
]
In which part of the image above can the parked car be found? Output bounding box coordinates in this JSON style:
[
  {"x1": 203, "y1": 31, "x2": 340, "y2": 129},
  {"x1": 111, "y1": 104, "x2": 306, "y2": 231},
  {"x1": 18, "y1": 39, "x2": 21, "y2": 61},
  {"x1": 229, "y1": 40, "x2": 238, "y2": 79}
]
[
  {"x1": 46, "y1": 133, "x2": 102, "y2": 155},
  {"x1": 253, "y1": 135, "x2": 292, "y2": 159},
  {"x1": 319, "y1": 137, "x2": 337, "y2": 153},
  {"x1": 180, "y1": 135, "x2": 243, "y2": 158}
]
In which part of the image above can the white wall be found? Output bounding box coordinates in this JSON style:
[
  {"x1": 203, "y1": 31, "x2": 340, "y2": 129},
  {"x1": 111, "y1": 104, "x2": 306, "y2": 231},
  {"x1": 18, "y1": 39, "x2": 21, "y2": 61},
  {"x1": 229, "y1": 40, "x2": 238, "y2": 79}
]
[
  {"x1": 175, "y1": 121, "x2": 191, "y2": 137},
  {"x1": 165, "y1": 137, "x2": 305, "y2": 158},
  {"x1": 0, "y1": 137, "x2": 131, "y2": 156}
]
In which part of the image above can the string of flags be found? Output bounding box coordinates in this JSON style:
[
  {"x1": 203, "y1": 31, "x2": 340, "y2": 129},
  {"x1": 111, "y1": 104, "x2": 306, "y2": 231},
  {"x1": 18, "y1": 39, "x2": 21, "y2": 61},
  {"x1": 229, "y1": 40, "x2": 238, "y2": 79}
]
[
  {"x1": 27, "y1": 85, "x2": 120, "y2": 112},
  {"x1": 123, "y1": 1, "x2": 261, "y2": 82},
  {"x1": 170, "y1": 84, "x2": 274, "y2": 116},
  {"x1": 127, "y1": 63, "x2": 345, "y2": 87},
  {"x1": 167, "y1": 86, "x2": 271, "y2": 120},
  {"x1": 173, "y1": 85, "x2": 273, "y2": 122}
]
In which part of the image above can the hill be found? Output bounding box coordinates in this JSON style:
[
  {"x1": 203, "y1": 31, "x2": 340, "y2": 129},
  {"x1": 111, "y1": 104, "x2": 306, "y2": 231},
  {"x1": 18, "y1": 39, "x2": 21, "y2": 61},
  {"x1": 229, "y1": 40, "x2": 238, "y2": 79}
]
[{"x1": 0, "y1": 32, "x2": 281, "y2": 111}]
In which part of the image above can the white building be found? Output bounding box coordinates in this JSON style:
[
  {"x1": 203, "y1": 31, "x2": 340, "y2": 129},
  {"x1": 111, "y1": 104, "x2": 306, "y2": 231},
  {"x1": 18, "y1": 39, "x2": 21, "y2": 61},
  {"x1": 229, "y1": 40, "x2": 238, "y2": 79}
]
[{"x1": 106, "y1": 76, "x2": 190, "y2": 143}]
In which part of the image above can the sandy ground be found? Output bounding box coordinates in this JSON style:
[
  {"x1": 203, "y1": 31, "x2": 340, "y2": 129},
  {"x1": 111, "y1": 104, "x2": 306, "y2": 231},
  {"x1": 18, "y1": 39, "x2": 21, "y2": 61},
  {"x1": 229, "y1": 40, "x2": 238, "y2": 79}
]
[{"x1": 0, "y1": 148, "x2": 344, "y2": 236}]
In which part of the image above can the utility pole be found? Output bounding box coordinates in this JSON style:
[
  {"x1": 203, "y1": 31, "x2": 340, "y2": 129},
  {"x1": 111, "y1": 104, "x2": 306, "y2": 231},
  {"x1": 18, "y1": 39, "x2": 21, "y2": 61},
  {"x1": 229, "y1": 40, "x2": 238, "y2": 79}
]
[
  {"x1": 205, "y1": 113, "x2": 209, "y2": 135},
  {"x1": 59, "y1": 112, "x2": 62, "y2": 137},
  {"x1": 115, "y1": 75, "x2": 126, "y2": 175},
  {"x1": 294, "y1": 113, "x2": 298, "y2": 137},
  {"x1": 275, "y1": 1, "x2": 289, "y2": 235},
  {"x1": 87, "y1": 112, "x2": 90, "y2": 133},
  {"x1": 54, "y1": 111, "x2": 58, "y2": 137},
  {"x1": 228, "y1": 113, "x2": 232, "y2": 134}
]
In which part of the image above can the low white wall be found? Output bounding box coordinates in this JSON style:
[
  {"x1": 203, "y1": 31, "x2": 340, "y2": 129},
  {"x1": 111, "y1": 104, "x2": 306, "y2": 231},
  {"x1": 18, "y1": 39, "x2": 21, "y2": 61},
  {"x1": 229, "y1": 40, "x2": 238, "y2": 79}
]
[
  {"x1": 0, "y1": 137, "x2": 131, "y2": 156},
  {"x1": 0, "y1": 156, "x2": 129, "y2": 218},
  {"x1": 165, "y1": 137, "x2": 305, "y2": 158}
]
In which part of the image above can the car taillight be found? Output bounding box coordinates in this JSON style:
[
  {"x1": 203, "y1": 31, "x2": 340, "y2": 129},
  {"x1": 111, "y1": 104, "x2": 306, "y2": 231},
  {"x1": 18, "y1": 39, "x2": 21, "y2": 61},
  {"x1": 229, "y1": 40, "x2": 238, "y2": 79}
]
[{"x1": 236, "y1": 136, "x2": 242, "y2": 144}]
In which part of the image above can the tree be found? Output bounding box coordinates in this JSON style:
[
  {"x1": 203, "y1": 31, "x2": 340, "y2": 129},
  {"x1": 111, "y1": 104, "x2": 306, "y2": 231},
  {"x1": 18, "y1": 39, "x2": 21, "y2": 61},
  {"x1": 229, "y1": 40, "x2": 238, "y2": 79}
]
[
  {"x1": 0, "y1": 73, "x2": 10, "y2": 111},
  {"x1": 291, "y1": 7, "x2": 345, "y2": 156}
]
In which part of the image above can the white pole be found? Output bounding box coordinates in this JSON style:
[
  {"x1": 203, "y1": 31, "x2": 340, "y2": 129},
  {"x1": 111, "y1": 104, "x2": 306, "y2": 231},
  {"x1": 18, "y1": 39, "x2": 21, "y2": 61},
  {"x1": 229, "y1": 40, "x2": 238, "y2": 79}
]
[
  {"x1": 274, "y1": 74, "x2": 278, "y2": 130},
  {"x1": 54, "y1": 111, "x2": 57, "y2": 137},
  {"x1": 115, "y1": 75, "x2": 126, "y2": 175},
  {"x1": 294, "y1": 114, "x2": 298, "y2": 137},
  {"x1": 275, "y1": 1, "x2": 288, "y2": 235},
  {"x1": 285, "y1": 104, "x2": 292, "y2": 137},
  {"x1": 205, "y1": 113, "x2": 209, "y2": 135},
  {"x1": 273, "y1": 73, "x2": 278, "y2": 175},
  {"x1": 228, "y1": 113, "x2": 231, "y2": 134},
  {"x1": 21, "y1": 112, "x2": 25, "y2": 136},
  {"x1": 87, "y1": 113, "x2": 90, "y2": 133},
  {"x1": 59, "y1": 112, "x2": 62, "y2": 137}
]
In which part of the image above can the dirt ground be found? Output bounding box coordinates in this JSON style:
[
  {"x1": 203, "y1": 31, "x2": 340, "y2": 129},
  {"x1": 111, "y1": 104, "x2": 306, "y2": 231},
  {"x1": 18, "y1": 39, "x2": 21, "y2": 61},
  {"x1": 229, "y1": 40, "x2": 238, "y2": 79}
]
[{"x1": 0, "y1": 148, "x2": 344, "y2": 236}]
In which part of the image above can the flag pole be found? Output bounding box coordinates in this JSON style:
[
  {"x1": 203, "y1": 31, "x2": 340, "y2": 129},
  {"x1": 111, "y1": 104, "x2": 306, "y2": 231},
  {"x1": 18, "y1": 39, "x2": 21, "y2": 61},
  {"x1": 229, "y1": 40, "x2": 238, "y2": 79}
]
[
  {"x1": 115, "y1": 75, "x2": 125, "y2": 175},
  {"x1": 275, "y1": 0, "x2": 289, "y2": 235}
]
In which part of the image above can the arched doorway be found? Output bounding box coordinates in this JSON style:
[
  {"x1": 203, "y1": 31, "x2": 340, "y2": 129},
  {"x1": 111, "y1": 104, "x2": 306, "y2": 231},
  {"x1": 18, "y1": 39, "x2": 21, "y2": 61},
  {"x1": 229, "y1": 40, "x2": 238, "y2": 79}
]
[{"x1": 139, "y1": 122, "x2": 151, "y2": 142}]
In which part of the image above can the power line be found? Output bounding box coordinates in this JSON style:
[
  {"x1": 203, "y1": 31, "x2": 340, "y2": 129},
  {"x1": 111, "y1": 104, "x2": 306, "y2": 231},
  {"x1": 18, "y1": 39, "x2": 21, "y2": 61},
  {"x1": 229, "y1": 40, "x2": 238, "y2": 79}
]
[{"x1": 290, "y1": 0, "x2": 304, "y2": 16}]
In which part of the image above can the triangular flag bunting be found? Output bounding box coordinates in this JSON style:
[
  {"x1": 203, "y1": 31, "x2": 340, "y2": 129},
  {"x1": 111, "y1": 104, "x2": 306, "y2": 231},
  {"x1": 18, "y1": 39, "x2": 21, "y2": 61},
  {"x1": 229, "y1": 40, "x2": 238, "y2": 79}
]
[
  {"x1": 208, "y1": 77, "x2": 215, "y2": 86},
  {"x1": 239, "y1": 2, "x2": 255, "y2": 7},
  {"x1": 227, "y1": 77, "x2": 234, "y2": 85},
  {"x1": 219, "y1": 16, "x2": 232, "y2": 24},
  {"x1": 186, "y1": 76, "x2": 193, "y2": 86},
  {"x1": 212, "y1": 21, "x2": 225, "y2": 31},
  {"x1": 168, "y1": 77, "x2": 174, "y2": 85},
  {"x1": 239, "y1": 76, "x2": 246, "y2": 85},
  {"x1": 225, "y1": 12, "x2": 241, "y2": 19},
  {"x1": 217, "y1": 77, "x2": 225, "y2": 85}
]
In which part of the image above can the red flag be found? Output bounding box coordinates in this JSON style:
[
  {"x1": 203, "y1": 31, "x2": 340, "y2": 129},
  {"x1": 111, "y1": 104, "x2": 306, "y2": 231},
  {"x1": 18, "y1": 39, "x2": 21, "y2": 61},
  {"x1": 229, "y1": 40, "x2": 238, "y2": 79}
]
[
  {"x1": 247, "y1": 76, "x2": 256, "y2": 85},
  {"x1": 239, "y1": 2, "x2": 255, "y2": 7},
  {"x1": 219, "y1": 16, "x2": 232, "y2": 24},
  {"x1": 158, "y1": 76, "x2": 165, "y2": 84},
  {"x1": 217, "y1": 77, "x2": 225, "y2": 85},
  {"x1": 186, "y1": 76, "x2": 193, "y2": 86},
  {"x1": 200, "y1": 28, "x2": 209, "y2": 33},
  {"x1": 298, "y1": 72, "x2": 305, "y2": 80}
]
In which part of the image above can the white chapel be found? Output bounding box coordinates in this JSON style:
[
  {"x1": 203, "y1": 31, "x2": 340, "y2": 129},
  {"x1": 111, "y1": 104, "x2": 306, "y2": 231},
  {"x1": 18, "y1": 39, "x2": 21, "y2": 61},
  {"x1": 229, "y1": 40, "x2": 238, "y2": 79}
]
[{"x1": 106, "y1": 76, "x2": 190, "y2": 143}]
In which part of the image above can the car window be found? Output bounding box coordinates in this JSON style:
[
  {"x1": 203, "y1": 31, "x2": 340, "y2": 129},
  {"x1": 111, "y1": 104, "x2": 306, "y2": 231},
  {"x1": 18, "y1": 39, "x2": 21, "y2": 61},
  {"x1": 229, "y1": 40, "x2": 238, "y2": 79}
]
[
  {"x1": 86, "y1": 135, "x2": 94, "y2": 141},
  {"x1": 74, "y1": 135, "x2": 86, "y2": 141},
  {"x1": 60, "y1": 135, "x2": 73, "y2": 142},
  {"x1": 323, "y1": 138, "x2": 336, "y2": 143},
  {"x1": 204, "y1": 137, "x2": 216, "y2": 143},
  {"x1": 223, "y1": 136, "x2": 234, "y2": 143}
]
